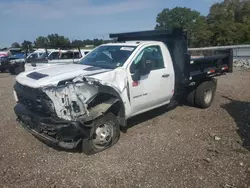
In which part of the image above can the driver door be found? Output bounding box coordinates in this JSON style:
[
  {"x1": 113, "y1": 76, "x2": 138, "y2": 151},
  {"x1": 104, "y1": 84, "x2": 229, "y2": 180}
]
[{"x1": 128, "y1": 45, "x2": 173, "y2": 116}]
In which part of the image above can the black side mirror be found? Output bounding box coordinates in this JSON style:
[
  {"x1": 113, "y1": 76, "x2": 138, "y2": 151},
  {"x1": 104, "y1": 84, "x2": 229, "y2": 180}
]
[{"x1": 131, "y1": 69, "x2": 141, "y2": 82}]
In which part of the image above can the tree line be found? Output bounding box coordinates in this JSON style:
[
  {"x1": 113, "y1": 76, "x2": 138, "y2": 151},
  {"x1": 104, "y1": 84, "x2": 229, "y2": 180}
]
[
  {"x1": 11, "y1": 34, "x2": 112, "y2": 49},
  {"x1": 11, "y1": 0, "x2": 250, "y2": 49},
  {"x1": 156, "y1": 0, "x2": 250, "y2": 47}
]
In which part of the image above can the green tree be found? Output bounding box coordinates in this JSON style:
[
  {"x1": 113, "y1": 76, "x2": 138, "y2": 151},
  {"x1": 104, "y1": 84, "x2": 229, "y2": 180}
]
[
  {"x1": 11, "y1": 42, "x2": 21, "y2": 48},
  {"x1": 21, "y1": 40, "x2": 33, "y2": 49},
  {"x1": 207, "y1": 0, "x2": 250, "y2": 45},
  {"x1": 93, "y1": 39, "x2": 103, "y2": 46},
  {"x1": 47, "y1": 34, "x2": 71, "y2": 47},
  {"x1": 34, "y1": 36, "x2": 49, "y2": 47},
  {"x1": 71, "y1": 40, "x2": 84, "y2": 47},
  {"x1": 155, "y1": 7, "x2": 212, "y2": 47}
]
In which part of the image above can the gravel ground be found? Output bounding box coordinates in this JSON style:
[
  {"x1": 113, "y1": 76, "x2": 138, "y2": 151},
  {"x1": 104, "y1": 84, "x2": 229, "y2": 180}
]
[{"x1": 0, "y1": 70, "x2": 249, "y2": 188}]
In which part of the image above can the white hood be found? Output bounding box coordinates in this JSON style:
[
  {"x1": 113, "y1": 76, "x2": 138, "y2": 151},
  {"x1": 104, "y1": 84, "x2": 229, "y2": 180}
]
[{"x1": 16, "y1": 64, "x2": 111, "y2": 88}]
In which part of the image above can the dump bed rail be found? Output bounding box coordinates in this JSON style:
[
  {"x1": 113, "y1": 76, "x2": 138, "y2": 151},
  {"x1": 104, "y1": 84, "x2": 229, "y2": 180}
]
[{"x1": 187, "y1": 49, "x2": 233, "y2": 81}]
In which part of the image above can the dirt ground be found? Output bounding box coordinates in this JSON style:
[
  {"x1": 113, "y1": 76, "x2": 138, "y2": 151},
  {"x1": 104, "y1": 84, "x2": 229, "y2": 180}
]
[{"x1": 0, "y1": 70, "x2": 249, "y2": 188}]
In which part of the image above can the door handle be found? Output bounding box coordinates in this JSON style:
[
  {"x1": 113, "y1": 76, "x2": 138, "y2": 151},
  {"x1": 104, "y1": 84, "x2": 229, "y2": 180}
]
[{"x1": 162, "y1": 74, "x2": 169, "y2": 78}]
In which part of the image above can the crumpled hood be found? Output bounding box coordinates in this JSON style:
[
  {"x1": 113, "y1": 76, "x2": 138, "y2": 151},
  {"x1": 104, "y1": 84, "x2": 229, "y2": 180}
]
[{"x1": 16, "y1": 64, "x2": 112, "y2": 88}]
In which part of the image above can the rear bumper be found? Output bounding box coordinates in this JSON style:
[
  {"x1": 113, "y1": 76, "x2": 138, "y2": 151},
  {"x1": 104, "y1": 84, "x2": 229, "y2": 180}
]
[
  {"x1": 8, "y1": 63, "x2": 24, "y2": 72},
  {"x1": 14, "y1": 104, "x2": 89, "y2": 149}
]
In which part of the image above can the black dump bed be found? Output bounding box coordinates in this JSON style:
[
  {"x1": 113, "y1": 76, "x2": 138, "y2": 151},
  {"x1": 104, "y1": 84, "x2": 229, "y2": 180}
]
[{"x1": 110, "y1": 28, "x2": 233, "y2": 85}]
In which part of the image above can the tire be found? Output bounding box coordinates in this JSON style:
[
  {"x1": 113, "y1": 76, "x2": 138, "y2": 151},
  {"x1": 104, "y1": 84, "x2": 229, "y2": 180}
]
[
  {"x1": 9, "y1": 67, "x2": 14, "y2": 74},
  {"x1": 0, "y1": 68, "x2": 6, "y2": 73},
  {"x1": 194, "y1": 80, "x2": 217, "y2": 109},
  {"x1": 186, "y1": 88, "x2": 196, "y2": 106},
  {"x1": 14, "y1": 66, "x2": 21, "y2": 75},
  {"x1": 82, "y1": 113, "x2": 120, "y2": 155}
]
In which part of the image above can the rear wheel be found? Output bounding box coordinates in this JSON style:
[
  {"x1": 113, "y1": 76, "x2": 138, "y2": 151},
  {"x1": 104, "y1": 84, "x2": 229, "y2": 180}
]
[
  {"x1": 82, "y1": 113, "x2": 120, "y2": 155},
  {"x1": 194, "y1": 80, "x2": 217, "y2": 109},
  {"x1": 186, "y1": 88, "x2": 196, "y2": 106}
]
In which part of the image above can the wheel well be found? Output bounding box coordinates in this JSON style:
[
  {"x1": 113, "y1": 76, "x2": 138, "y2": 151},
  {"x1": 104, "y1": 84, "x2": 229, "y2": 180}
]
[
  {"x1": 106, "y1": 100, "x2": 125, "y2": 126},
  {"x1": 79, "y1": 91, "x2": 126, "y2": 127}
]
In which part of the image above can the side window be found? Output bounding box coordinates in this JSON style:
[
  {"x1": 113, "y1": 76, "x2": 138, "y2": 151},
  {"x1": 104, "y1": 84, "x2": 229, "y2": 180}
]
[
  {"x1": 30, "y1": 53, "x2": 38, "y2": 59},
  {"x1": 49, "y1": 52, "x2": 59, "y2": 59},
  {"x1": 130, "y1": 46, "x2": 164, "y2": 73},
  {"x1": 60, "y1": 52, "x2": 74, "y2": 59},
  {"x1": 28, "y1": 53, "x2": 38, "y2": 60},
  {"x1": 73, "y1": 52, "x2": 80, "y2": 58}
]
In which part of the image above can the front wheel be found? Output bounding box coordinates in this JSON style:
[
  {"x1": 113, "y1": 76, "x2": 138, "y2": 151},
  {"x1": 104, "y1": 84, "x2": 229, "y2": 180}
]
[
  {"x1": 194, "y1": 80, "x2": 217, "y2": 109},
  {"x1": 82, "y1": 113, "x2": 120, "y2": 155},
  {"x1": 9, "y1": 67, "x2": 14, "y2": 74},
  {"x1": 14, "y1": 66, "x2": 22, "y2": 75}
]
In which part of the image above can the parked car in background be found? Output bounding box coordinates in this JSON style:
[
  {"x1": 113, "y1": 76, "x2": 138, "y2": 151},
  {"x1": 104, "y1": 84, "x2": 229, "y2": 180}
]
[
  {"x1": 0, "y1": 51, "x2": 10, "y2": 72},
  {"x1": 9, "y1": 48, "x2": 92, "y2": 75},
  {"x1": 81, "y1": 49, "x2": 91, "y2": 56},
  {"x1": 24, "y1": 49, "x2": 88, "y2": 72},
  {"x1": 8, "y1": 49, "x2": 49, "y2": 75}
]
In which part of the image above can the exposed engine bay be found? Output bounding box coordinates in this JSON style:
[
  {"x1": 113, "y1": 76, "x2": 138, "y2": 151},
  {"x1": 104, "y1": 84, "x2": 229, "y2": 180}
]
[{"x1": 43, "y1": 79, "x2": 99, "y2": 121}]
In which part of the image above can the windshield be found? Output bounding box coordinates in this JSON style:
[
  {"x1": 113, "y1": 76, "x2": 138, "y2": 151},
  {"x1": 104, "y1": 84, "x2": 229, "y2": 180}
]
[{"x1": 79, "y1": 45, "x2": 136, "y2": 69}]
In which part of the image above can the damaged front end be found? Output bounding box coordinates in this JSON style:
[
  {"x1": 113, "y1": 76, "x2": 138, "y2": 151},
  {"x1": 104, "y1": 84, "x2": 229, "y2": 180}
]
[{"x1": 14, "y1": 74, "x2": 125, "y2": 149}]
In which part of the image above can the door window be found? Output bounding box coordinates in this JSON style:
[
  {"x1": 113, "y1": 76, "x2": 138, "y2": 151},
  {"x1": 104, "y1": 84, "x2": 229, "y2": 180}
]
[
  {"x1": 48, "y1": 52, "x2": 60, "y2": 59},
  {"x1": 130, "y1": 46, "x2": 164, "y2": 73},
  {"x1": 28, "y1": 53, "x2": 38, "y2": 59},
  {"x1": 60, "y1": 52, "x2": 74, "y2": 59},
  {"x1": 73, "y1": 52, "x2": 81, "y2": 58}
]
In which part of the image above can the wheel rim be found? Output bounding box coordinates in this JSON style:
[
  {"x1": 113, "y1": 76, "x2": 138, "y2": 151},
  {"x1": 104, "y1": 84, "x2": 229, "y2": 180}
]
[
  {"x1": 93, "y1": 123, "x2": 113, "y2": 148},
  {"x1": 204, "y1": 89, "x2": 212, "y2": 104}
]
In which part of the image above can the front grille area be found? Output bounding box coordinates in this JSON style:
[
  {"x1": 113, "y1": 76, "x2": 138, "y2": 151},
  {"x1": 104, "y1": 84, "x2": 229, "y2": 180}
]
[{"x1": 14, "y1": 82, "x2": 54, "y2": 116}]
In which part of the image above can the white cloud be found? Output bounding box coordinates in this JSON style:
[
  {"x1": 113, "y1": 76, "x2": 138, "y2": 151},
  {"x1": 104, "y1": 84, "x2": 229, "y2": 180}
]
[{"x1": 0, "y1": 0, "x2": 157, "y2": 19}]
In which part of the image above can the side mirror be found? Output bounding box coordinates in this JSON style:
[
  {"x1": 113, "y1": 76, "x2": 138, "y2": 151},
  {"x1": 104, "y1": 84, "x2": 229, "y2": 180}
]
[{"x1": 131, "y1": 69, "x2": 140, "y2": 82}]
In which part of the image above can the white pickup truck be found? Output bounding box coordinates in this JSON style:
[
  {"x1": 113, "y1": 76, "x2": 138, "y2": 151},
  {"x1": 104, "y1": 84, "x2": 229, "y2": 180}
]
[
  {"x1": 9, "y1": 49, "x2": 91, "y2": 74},
  {"x1": 13, "y1": 29, "x2": 233, "y2": 155}
]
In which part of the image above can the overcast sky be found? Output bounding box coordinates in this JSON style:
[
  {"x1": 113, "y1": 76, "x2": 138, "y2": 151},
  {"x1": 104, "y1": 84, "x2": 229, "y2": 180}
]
[{"x1": 0, "y1": 0, "x2": 221, "y2": 47}]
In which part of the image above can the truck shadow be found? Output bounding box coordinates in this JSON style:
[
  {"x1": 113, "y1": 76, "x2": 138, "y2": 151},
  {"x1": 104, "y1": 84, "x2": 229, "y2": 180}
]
[
  {"x1": 36, "y1": 103, "x2": 180, "y2": 153},
  {"x1": 122, "y1": 103, "x2": 179, "y2": 133},
  {"x1": 221, "y1": 96, "x2": 250, "y2": 151},
  {"x1": 35, "y1": 137, "x2": 82, "y2": 153}
]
